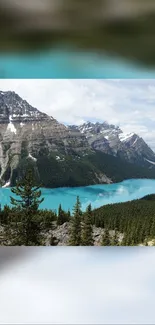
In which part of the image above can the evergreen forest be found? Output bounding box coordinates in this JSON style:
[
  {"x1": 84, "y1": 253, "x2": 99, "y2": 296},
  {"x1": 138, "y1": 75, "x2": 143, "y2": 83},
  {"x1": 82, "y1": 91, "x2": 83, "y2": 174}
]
[{"x1": 0, "y1": 169, "x2": 155, "y2": 246}]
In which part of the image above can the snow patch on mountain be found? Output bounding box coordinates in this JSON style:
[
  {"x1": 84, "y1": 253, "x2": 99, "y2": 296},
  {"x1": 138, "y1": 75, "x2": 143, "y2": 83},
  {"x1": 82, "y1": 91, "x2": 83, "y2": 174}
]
[
  {"x1": 144, "y1": 158, "x2": 155, "y2": 166},
  {"x1": 2, "y1": 180, "x2": 10, "y2": 188},
  {"x1": 132, "y1": 138, "x2": 138, "y2": 146},
  {"x1": 7, "y1": 121, "x2": 17, "y2": 134},
  {"x1": 73, "y1": 121, "x2": 155, "y2": 167},
  {"x1": 119, "y1": 132, "x2": 135, "y2": 142}
]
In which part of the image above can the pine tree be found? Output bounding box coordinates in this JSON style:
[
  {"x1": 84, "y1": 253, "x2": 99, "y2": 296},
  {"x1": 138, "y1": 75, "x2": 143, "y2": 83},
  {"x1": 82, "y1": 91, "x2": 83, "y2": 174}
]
[
  {"x1": 9, "y1": 169, "x2": 44, "y2": 245},
  {"x1": 57, "y1": 205, "x2": 70, "y2": 225},
  {"x1": 81, "y1": 204, "x2": 93, "y2": 246},
  {"x1": 69, "y1": 196, "x2": 82, "y2": 246},
  {"x1": 101, "y1": 228, "x2": 111, "y2": 246},
  {"x1": 67, "y1": 209, "x2": 71, "y2": 221},
  {"x1": 150, "y1": 217, "x2": 155, "y2": 239},
  {"x1": 57, "y1": 204, "x2": 64, "y2": 225},
  {"x1": 10, "y1": 169, "x2": 44, "y2": 211}
]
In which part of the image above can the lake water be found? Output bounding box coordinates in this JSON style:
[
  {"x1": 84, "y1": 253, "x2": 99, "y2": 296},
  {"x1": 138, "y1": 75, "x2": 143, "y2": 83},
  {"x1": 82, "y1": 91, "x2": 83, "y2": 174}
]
[
  {"x1": 1, "y1": 49, "x2": 155, "y2": 78},
  {"x1": 0, "y1": 179, "x2": 155, "y2": 212}
]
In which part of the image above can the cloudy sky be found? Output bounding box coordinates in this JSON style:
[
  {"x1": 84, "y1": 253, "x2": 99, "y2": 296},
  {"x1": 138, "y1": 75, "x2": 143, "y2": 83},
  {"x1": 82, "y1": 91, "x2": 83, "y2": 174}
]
[
  {"x1": 0, "y1": 247, "x2": 155, "y2": 324},
  {"x1": 0, "y1": 79, "x2": 155, "y2": 149}
]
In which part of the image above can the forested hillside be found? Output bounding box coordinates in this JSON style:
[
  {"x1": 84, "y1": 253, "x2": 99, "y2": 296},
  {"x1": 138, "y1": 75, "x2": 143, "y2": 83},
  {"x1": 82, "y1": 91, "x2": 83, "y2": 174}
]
[{"x1": 92, "y1": 194, "x2": 155, "y2": 245}]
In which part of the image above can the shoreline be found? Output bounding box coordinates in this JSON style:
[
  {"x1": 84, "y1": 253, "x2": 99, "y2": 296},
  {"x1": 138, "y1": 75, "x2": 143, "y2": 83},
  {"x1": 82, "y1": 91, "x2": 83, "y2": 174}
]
[
  {"x1": 1, "y1": 180, "x2": 155, "y2": 213},
  {"x1": 0, "y1": 177, "x2": 154, "y2": 190}
]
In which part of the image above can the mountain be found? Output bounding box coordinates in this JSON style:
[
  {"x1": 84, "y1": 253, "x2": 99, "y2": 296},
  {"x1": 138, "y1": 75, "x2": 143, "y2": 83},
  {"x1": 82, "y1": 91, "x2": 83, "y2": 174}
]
[
  {"x1": 70, "y1": 122, "x2": 155, "y2": 168},
  {"x1": 0, "y1": 91, "x2": 110, "y2": 187},
  {"x1": 0, "y1": 91, "x2": 155, "y2": 188}
]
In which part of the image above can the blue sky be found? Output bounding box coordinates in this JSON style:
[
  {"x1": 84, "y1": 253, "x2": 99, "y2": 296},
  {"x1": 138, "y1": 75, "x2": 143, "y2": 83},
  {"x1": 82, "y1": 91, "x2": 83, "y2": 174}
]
[
  {"x1": 0, "y1": 79, "x2": 155, "y2": 150},
  {"x1": 0, "y1": 247, "x2": 155, "y2": 324}
]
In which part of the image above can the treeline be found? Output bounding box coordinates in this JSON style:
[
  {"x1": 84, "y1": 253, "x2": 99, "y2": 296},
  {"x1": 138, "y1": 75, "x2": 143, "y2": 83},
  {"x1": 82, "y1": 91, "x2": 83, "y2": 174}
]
[
  {"x1": 1, "y1": 169, "x2": 155, "y2": 246},
  {"x1": 9, "y1": 150, "x2": 155, "y2": 188},
  {"x1": 92, "y1": 195, "x2": 155, "y2": 245},
  {"x1": 89, "y1": 151, "x2": 155, "y2": 183},
  {"x1": 0, "y1": 169, "x2": 118, "y2": 246}
]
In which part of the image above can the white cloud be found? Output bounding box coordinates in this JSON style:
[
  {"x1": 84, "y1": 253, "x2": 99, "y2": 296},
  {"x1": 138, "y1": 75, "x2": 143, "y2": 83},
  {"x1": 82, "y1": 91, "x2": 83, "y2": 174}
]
[
  {"x1": 0, "y1": 79, "x2": 155, "y2": 149},
  {"x1": 0, "y1": 248, "x2": 155, "y2": 324}
]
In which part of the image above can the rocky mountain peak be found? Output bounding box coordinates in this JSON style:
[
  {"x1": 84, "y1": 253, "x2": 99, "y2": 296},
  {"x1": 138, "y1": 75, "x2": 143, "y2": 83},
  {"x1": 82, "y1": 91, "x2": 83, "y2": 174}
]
[
  {"x1": 72, "y1": 120, "x2": 155, "y2": 167},
  {"x1": 0, "y1": 90, "x2": 49, "y2": 124},
  {"x1": 0, "y1": 91, "x2": 155, "y2": 188},
  {"x1": 72, "y1": 121, "x2": 123, "y2": 142},
  {"x1": 0, "y1": 91, "x2": 93, "y2": 186},
  {"x1": 119, "y1": 132, "x2": 138, "y2": 143}
]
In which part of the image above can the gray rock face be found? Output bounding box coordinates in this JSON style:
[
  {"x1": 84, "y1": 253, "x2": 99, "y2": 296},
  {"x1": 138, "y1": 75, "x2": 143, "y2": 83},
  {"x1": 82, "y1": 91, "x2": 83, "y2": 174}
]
[
  {"x1": 0, "y1": 91, "x2": 113, "y2": 187},
  {"x1": 45, "y1": 222, "x2": 123, "y2": 246},
  {"x1": 0, "y1": 90, "x2": 154, "y2": 188},
  {"x1": 72, "y1": 122, "x2": 155, "y2": 167},
  {"x1": 0, "y1": 91, "x2": 92, "y2": 185},
  {"x1": 0, "y1": 91, "x2": 48, "y2": 124}
]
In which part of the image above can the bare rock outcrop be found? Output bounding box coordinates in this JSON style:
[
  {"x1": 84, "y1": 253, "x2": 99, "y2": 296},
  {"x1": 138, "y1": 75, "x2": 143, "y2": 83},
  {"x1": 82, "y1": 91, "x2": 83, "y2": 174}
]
[{"x1": 45, "y1": 222, "x2": 123, "y2": 246}]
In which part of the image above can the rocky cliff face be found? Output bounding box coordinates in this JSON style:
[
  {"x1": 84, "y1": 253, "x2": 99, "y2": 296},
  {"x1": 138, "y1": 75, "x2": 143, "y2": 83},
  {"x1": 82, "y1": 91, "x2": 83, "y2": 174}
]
[
  {"x1": 0, "y1": 91, "x2": 93, "y2": 186},
  {"x1": 0, "y1": 91, "x2": 112, "y2": 187},
  {"x1": 71, "y1": 122, "x2": 155, "y2": 167},
  {"x1": 0, "y1": 91, "x2": 155, "y2": 188}
]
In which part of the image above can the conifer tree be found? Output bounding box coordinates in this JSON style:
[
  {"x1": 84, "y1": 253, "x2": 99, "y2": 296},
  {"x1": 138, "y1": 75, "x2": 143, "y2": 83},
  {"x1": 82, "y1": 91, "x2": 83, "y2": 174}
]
[
  {"x1": 69, "y1": 196, "x2": 82, "y2": 246},
  {"x1": 57, "y1": 205, "x2": 70, "y2": 225},
  {"x1": 57, "y1": 204, "x2": 64, "y2": 225},
  {"x1": 101, "y1": 228, "x2": 111, "y2": 246},
  {"x1": 67, "y1": 209, "x2": 71, "y2": 221},
  {"x1": 9, "y1": 169, "x2": 44, "y2": 245},
  {"x1": 81, "y1": 204, "x2": 93, "y2": 246},
  {"x1": 10, "y1": 169, "x2": 44, "y2": 211},
  {"x1": 150, "y1": 218, "x2": 155, "y2": 239}
]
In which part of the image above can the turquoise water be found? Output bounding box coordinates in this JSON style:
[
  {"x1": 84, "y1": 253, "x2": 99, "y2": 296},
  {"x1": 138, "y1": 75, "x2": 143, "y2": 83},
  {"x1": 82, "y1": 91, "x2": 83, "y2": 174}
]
[
  {"x1": 1, "y1": 179, "x2": 155, "y2": 212},
  {"x1": 1, "y1": 49, "x2": 155, "y2": 78}
]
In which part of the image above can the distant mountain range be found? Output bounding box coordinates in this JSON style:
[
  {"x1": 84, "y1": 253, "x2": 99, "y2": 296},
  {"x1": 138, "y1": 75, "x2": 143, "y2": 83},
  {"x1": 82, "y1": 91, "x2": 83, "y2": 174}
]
[
  {"x1": 0, "y1": 91, "x2": 155, "y2": 188},
  {"x1": 70, "y1": 122, "x2": 155, "y2": 167}
]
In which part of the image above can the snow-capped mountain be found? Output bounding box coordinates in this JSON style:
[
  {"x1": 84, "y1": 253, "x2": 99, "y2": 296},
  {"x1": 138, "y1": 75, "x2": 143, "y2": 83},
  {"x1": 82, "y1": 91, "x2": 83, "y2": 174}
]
[
  {"x1": 70, "y1": 122, "x2": 155, "y2": 167},
  {"x1": 0, "y1": 91, "x2": 94, "y2": 187},
  {"x1": 0, "y1": 91, "x2": 114, "y2": 187},
  {"x1": 0, "y1": 91, "x2": 155, "y2": 188}
]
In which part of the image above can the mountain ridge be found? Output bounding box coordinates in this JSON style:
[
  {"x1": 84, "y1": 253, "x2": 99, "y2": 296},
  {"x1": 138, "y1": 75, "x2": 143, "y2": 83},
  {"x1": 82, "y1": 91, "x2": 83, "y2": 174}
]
[
  {"x1": 70, "y1": 121, "x2": 155, "y2": 167},
  {"x1": 0, "y1": 90, "x2": 155, "y2": 188}
]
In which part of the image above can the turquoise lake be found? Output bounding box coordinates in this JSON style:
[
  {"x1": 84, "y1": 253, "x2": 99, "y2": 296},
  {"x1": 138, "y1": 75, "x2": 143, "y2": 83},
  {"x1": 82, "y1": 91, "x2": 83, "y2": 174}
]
[
  {"x1": 1, "y1": 49, "x2": 155, "y2": 78},
  {"x1": 1, "y1": 179, "x2": 155, "y2": 212}
]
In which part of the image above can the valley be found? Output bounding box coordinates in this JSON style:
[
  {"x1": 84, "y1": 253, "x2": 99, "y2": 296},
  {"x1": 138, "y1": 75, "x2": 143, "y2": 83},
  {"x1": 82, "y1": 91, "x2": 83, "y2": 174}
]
[{"x1": 0, "y1": 88, "x2": 154, "y2": 246}]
